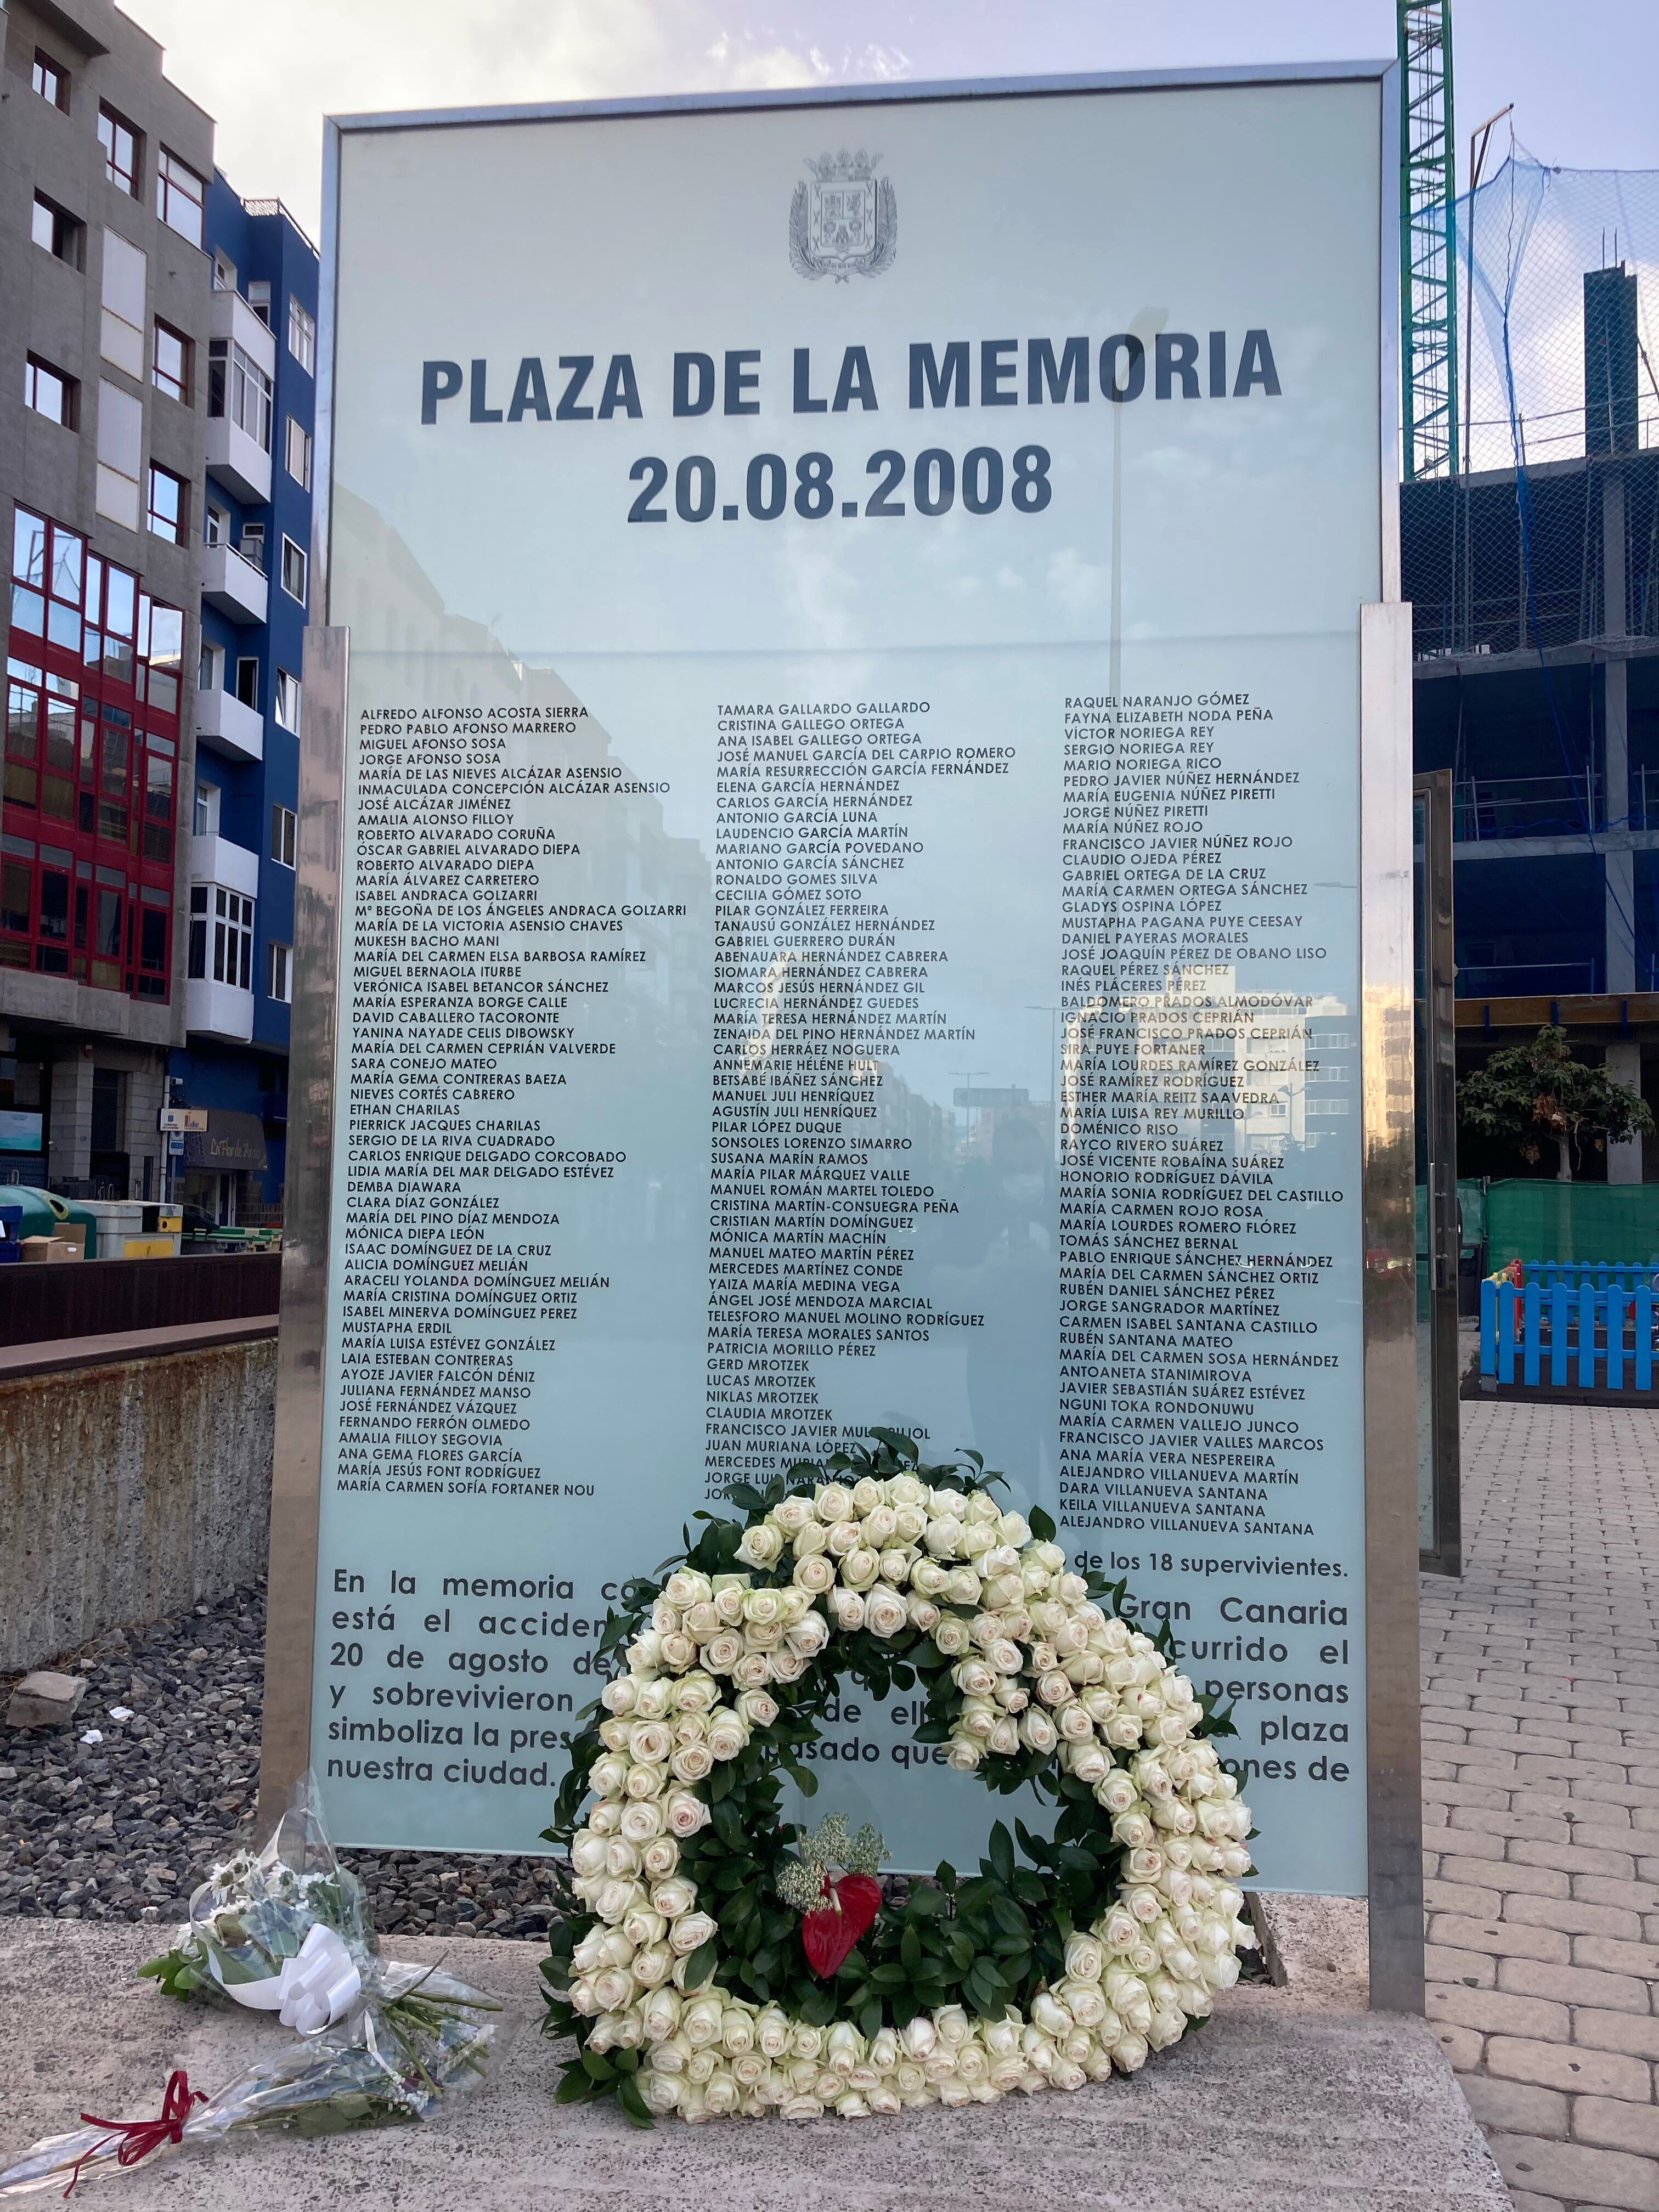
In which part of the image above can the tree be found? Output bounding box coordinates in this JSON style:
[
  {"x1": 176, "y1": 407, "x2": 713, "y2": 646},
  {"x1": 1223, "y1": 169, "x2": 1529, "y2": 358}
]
[{"x1": 1458, "y1": 1025, "x2": 1654, "y2": 1183}]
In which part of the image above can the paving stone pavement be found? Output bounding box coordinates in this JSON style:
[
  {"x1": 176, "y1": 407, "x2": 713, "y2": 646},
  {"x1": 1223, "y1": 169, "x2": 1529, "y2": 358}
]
[{"x1": 1423, "y1": 1396, "x2": 1659, "y2": 2212}]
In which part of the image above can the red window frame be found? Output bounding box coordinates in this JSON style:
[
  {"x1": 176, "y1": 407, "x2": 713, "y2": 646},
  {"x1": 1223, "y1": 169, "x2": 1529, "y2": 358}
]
[{"x1": 5, "y1": 505, "x2": 179, "y2": 997}]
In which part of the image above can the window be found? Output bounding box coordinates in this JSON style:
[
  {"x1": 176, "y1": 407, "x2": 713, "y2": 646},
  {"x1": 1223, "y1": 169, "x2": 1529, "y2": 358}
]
[
  {"x1": 274, "y1": 668, "x2": 301, "y2": 733},
  {"x1": 151, "y1": 320, "x2": 191, "y2": 404},
  {"x1": 212, "y1": 250, "x2": 236, "y2": 292},
  {"x1": 284, "y1": 415, "x2": 313, "y2": 489},
  {"x1": 98, "y1": 105, "x2": 140, "y2": 197},
  {"x1": 280, "y1": 535, "x2": 307, "y2": 603},
  {"x1": 189, "y1": 884, "x2": 253, "y2": 989},
  {"x1": 99, "y1": 229, "x2": 146, "y2": 377},
  {"x1": 235, "y1": 657, "x2": 259, "y2": 708},
  {"x1": 287, "y1": 296, "x2": 316, "y2": 374},
  {"x1": 247, "y1": 280, "x2": 272, "y2": 327},
  {"x1": 239, "y1": 523, "x2": 265, "y2": 573},
  {"x1": 207, "y1": 339, "x2": 272, "y2": 452},
  {"x1": 199, "y1": 642, "x2": 223, "y2": 693},
  {"x1": 204, "y1": 504, "x2": 228, "y2": 548},
  {"x1": 271, "y1": 803, "x2": 297, "y2": 867},
  {"x1": 154, "y1": 149, "x2": 205, "y2": 247},
  {"x1": 267, "y1": 940, "x2": 292, "y2": 1002},
  {"x1": 31, "y1": 194, "x2": 83, "y2": 267},
  {"x1": 142, "y1": 751, "x2": 173, "y2": 862},
  {"x1": 24, "y1": 357, "x2": 77, "y2": 428},
  {"x1": 146, "y1": 464, "x2": 186, "y2": 544},
  {"x1": 95, "y1": 381, "x2": 143, "y2": 527},
  {"x1": 33, "y1": 52, "x2": 69, "y2": 109},
  {"x1": 137, "y1": 891, "x2": 168, "y2": 995},
  {"x1": 193, "y1": 781, "x2": 219, "y2": 837}
]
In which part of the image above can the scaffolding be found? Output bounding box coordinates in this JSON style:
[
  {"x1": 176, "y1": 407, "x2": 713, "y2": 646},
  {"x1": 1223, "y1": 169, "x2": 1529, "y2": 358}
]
[{"x1": 1399, "y1": 2, "x2": 1459, "y2": 480}]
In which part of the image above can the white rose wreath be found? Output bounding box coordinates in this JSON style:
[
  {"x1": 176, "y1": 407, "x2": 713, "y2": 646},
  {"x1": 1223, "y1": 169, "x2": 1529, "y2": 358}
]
[{"x1": 543, "y1": 1434, "x2": 1256, "y2": 2125}]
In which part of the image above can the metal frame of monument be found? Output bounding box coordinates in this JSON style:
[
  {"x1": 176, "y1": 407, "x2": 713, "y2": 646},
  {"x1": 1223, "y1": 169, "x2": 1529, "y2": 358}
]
[{"x1": 260, "y1": 61, "x2": 1424, "y2": 2015}]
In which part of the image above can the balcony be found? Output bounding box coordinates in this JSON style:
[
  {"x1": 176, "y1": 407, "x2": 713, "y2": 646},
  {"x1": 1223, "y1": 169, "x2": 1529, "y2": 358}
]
[
  {"x1": 206, "y1": 416, "x2": 272, "y2": 505},
  {"x1": 194, "y1": 683, "x2": 264, "y2": 765},
  {"x1": 191, "y1": 832, "x2": 259, "y2": 899},
  {"x1": 187, "y1": 977, "x2": 254, "y2": 1043},
  {"x1": 201, "y1": 540, "x2": 268, "y2": 625}
]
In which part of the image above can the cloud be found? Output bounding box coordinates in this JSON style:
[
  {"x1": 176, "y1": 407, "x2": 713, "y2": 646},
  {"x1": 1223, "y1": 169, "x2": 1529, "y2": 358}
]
[{"x1": 122, "y1": 0, "x2": 874, "y2": 235}]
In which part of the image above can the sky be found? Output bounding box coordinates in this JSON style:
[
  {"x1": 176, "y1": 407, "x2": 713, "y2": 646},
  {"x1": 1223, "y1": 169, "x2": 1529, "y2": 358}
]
[{"x1": 122, "y1": 0, "x2": 1659, "y2": 243}]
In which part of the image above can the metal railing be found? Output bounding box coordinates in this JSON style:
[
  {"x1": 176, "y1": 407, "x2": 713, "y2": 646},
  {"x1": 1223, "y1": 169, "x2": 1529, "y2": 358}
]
[
  {"x1": 1452, "y1": 771, "x2": 1599, "y2": 842},
  {"x1": 1454, "y1": 960, "x2": 1599, "y2": 998}
]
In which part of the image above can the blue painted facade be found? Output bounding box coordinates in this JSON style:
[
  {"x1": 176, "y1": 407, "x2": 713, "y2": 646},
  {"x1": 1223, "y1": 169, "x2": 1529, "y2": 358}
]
[{"x1": 170, "y1": 179, "x2": 318, "y2": 1217}]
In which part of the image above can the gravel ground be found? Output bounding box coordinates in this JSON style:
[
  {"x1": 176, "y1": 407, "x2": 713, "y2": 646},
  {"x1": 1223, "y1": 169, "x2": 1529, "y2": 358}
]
[{"x1": 0, "y1": 1581, "x2": 562, "y2": 1941}]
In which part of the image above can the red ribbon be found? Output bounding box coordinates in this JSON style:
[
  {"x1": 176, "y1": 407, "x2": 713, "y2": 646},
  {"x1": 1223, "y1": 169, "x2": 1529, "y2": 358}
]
[{"x1": 63, "y1": 2070, "x2": 205, "y2": 2197}]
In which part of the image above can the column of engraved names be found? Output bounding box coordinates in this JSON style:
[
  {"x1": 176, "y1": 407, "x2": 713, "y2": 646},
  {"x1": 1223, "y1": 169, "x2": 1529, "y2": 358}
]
[
  {"x1": 339, "y1": 705, "x2": 614, "y2": 1502},
  {"x1": 1058, "y1": 691, "x2": 1336, "y2": 1544},
  {"x1": 706, "y1": 699, "x2": 979, "y2": 1492}
]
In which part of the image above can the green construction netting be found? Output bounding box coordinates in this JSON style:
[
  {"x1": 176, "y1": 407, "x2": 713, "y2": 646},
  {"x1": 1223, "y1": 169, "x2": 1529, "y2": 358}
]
[{"x1": 1485, "y1": 1178, "x2": 1659, "y2": 1266}]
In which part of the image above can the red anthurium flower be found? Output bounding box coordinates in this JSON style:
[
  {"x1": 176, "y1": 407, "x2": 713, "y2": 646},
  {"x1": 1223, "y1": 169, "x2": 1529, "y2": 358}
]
[{"x1": 801, "y1": 1872, "x2": 883, "y2": 1978}]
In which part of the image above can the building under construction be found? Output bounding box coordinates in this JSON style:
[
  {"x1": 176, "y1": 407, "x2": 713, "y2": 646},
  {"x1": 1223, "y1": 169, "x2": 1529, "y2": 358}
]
[{"x1": 1398, "y1": 3, "x2": 1659, "y2": 1183}]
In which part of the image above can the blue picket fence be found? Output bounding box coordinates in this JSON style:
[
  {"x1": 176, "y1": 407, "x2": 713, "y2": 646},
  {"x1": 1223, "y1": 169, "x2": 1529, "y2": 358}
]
[{"x1": 1482, "y1": 1263, "x2": 1659, "y2": 1390}]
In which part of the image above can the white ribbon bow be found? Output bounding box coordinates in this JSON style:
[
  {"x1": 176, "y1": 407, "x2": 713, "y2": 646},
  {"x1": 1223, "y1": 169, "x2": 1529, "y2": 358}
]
[{"x1": 215, "y1": 1924, "x2": 362, "y2": 2034}]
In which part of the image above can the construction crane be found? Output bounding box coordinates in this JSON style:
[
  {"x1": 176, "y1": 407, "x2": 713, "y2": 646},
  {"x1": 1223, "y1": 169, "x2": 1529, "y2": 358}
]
[{"x1": 1399, "y1": 2, "x2": 1458, "y2": 478}]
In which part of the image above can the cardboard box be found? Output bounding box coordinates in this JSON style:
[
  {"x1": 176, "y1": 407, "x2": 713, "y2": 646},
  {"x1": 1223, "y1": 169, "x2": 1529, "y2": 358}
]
[{"x1": 20, "y1": 1237, "x2": 78, "y2": 1263}]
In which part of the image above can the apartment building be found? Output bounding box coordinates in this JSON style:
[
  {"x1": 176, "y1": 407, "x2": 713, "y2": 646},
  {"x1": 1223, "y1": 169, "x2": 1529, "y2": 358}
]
[
  {"x1": 174, "y1": 179, "x2": 317, "y2": 1224},
  {"x1": 0, "y1": 0, "x2": 212, "y2": 1198}
]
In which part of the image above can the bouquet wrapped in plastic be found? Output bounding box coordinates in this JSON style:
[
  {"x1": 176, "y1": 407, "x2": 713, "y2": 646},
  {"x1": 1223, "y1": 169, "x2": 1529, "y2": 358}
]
[
  {"x1": 0, "y1": 1963, "x2": 507, "y2": 2196},
  {"x1": 0, "y1": 1780, "x2": 516, "y2": 2196}
]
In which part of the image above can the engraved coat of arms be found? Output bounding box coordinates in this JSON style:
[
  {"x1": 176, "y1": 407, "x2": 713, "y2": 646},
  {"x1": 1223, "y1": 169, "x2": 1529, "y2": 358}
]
[{"x1": 789, "y1": 151, "x2": 897, "y2": 282}]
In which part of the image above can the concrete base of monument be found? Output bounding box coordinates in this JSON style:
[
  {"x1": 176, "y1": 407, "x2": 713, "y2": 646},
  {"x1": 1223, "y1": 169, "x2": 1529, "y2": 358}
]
[
  {"x1": 1249, "y1": 1891, "x2": 1370, "y2": 2003},
  {"x1": 0, "y1": 1923, "x2": 1508, "y2": 2211}
]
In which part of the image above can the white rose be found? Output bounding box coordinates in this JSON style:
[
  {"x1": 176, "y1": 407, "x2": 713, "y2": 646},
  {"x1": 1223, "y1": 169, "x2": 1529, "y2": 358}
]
[
  {"x1": 651, "y1": 1599, "x2": 681, "y2": 1637},
  {"x1": 592, "y1": 1966, "x2": 636, "y2": 2012},
  {"x1": 988, "y1": 1638, "x2": 1024, "y2": 1675},
  {"x1": 664, "y1": 1568, "x2": 713, "y2": 1609},
  {"x1": 594, "y1": 1712, "x2": 630, "y2": 1747},
  {"x1": 792, "y1": 1520, "x2": 830, "y2": 1559},
  {"x1": 669, "y1": 1911, "x2": 719, "y2": 1956},
  {"x1": 666, "y1": 1790, "x2": 711, "y2": 1838},
  {"x1": 793, "y1": 1553, "x2": 836, "y2": 1595},
  {"x1": 947, "y1": 1569, "x2": 982, "y2": 1607},
  {"x1": 588, "y1": 1801, "x2": 622, "y2": 1836},
  {"x1": 988, "y1": 1717, "x2": 1020, "y2": 1756},
  {"x1": 960, "y1": 1697, "x2": 998, "y2": 1742},
  {"x1": 673, "y1": 1712, "x2": 708, "y2": 1747},
  {"x1": 628, "y1": 1720, "x2": 673, "y2": 1765},
  {"x1": 659, "y1": 1632, "x2": 697, "y2": 1672},
  {"x1": 624, "y1": 1762, "x2": 668, "y2": 1801},
  {"x1": 830, "y1": 1588, "x2": 866, "y2": 1632},
  {"x1": 632, "y1": 1943, "x2": 674, "y2": 1988},
  {"x1": 1064, "y1": 1931, "x2": 1105, "y2": 1982},
  {"x1": 736, "y1": 1523, "x2": 783, "y2": 1569},
  {"x1": 946, "y1": 1738, "x2": 982, "y2": 1771},
  {"x1": 952, "y1": 1657, "x2": 996, "y2": 1699},
  {"x1": 933, "y1": 1616, "x2": 972, "y2": 1657},
  {"x1": 815, "y1": 1483, "x2": 855, "y2": 1523},
  {"x1": 906, "y1": 1594, "x2": 941, "y2": 1632},
  {"x1": 605, "y1": 1837, "x2": 642, "y2": 1877},
  {"x1": 769, "y1": 1646, "x2": 808, "y2": 1683},
  {"x1": 721, "y1": 2006, "x2": 754, "y2": 2055},
  {"x1": 682, "y1": 1994, "x2": 724, "y2": 2047},
  {"x1": 774, "y1": 1496, "x2": 813, "y2": 1536},
  {"x1": 571, "y1": 1833, "x2": 608, "y2": 1877},
  {"x1": 683, "y1": 1601, "x2": 721, "y2": 1641},
  {"x1": 1020, "y1": 1708, "x2": 1057, "y2": 1754},
  {"x1": 900, "y1": 2015, "x2": 936, "y2": 2058},
  {"x1": 840, "y1": 1547, "x2": 880, "y2": 1589},
  {"x1": 642, "y1": 1836, "x2": 680, "y2": 1883},
  {"x1": 785, "y1": 1610, "x2": 829, "y2": 1657},
  {"x1": 589, "y1": 1754, "x2": 628, "y2": 1799},
  {"x1": 670, "y1": 1741, "x2": 715, "y2": 1784},
  {"x1": 673, "y1": 1672, "x2": 719, "y2": 1714},
  {"x1": 601, "y1": 1677, "x2": 639, "y2": 1716},
  {"x1": 861, "y1": 1504, "x2": 899, "y2": 1545},
  {"x1": 735, "y1": 1689, "x2": 778, "y2": 1729},
  {"x1": 879, "y1": 1548, "x2": 914, "y2": 1587},
  {"x1": 711, "y1": 1577, "x2": 747, "y2": 1621},
  {"x1": 1066, "y1": 1745, "x2": 1110, "y2": 1787},
  {"x1": 826, "y1": 1519, "x2": 864, "y2": 1559},
  {"x1": 1105, "y1": 1712, "x2": 1143, "y2": 1749},
  {"x1": 595, "y1": 1877, "x2": 643, "y2": 1925},
  {"x1": 864, "y1": 1587, "x2": 909, "y2": 1639},
  {"x1": 1058, "y1": 1703, "x2": 1094, "y2": 1743},
  {"x1": 623, "y1": 1905, "x2": 667, "y2": 1950},
  {"x1": 706, "y1": 1712, "x2": 748, "y2": 1762},
  {"x1": 1112, "y1": 1810, "x2": 1155, "y2": 1850},
  {"x1": 1036, "y1": 1670, "x2": 1074, "y2": 1708},
  {"x1": 924, "y1": 1515, "x2": 965, "y2": 1558},
  {"x1": 702, "y1": 1633, "x2": 743, "y2": 1674},
  {"x1": 733, "y1": 1651, "x2": 774, "y2": 1689},
  {"x1": 910, "y1": 1557, "x2": 951, "y2": 1598}
]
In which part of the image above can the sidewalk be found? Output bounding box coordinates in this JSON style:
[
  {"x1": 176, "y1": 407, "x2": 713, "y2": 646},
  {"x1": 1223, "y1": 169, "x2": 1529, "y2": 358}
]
[{"x1": 1424, "y1": 1397, "x2": 1659, "y2": 2212}]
